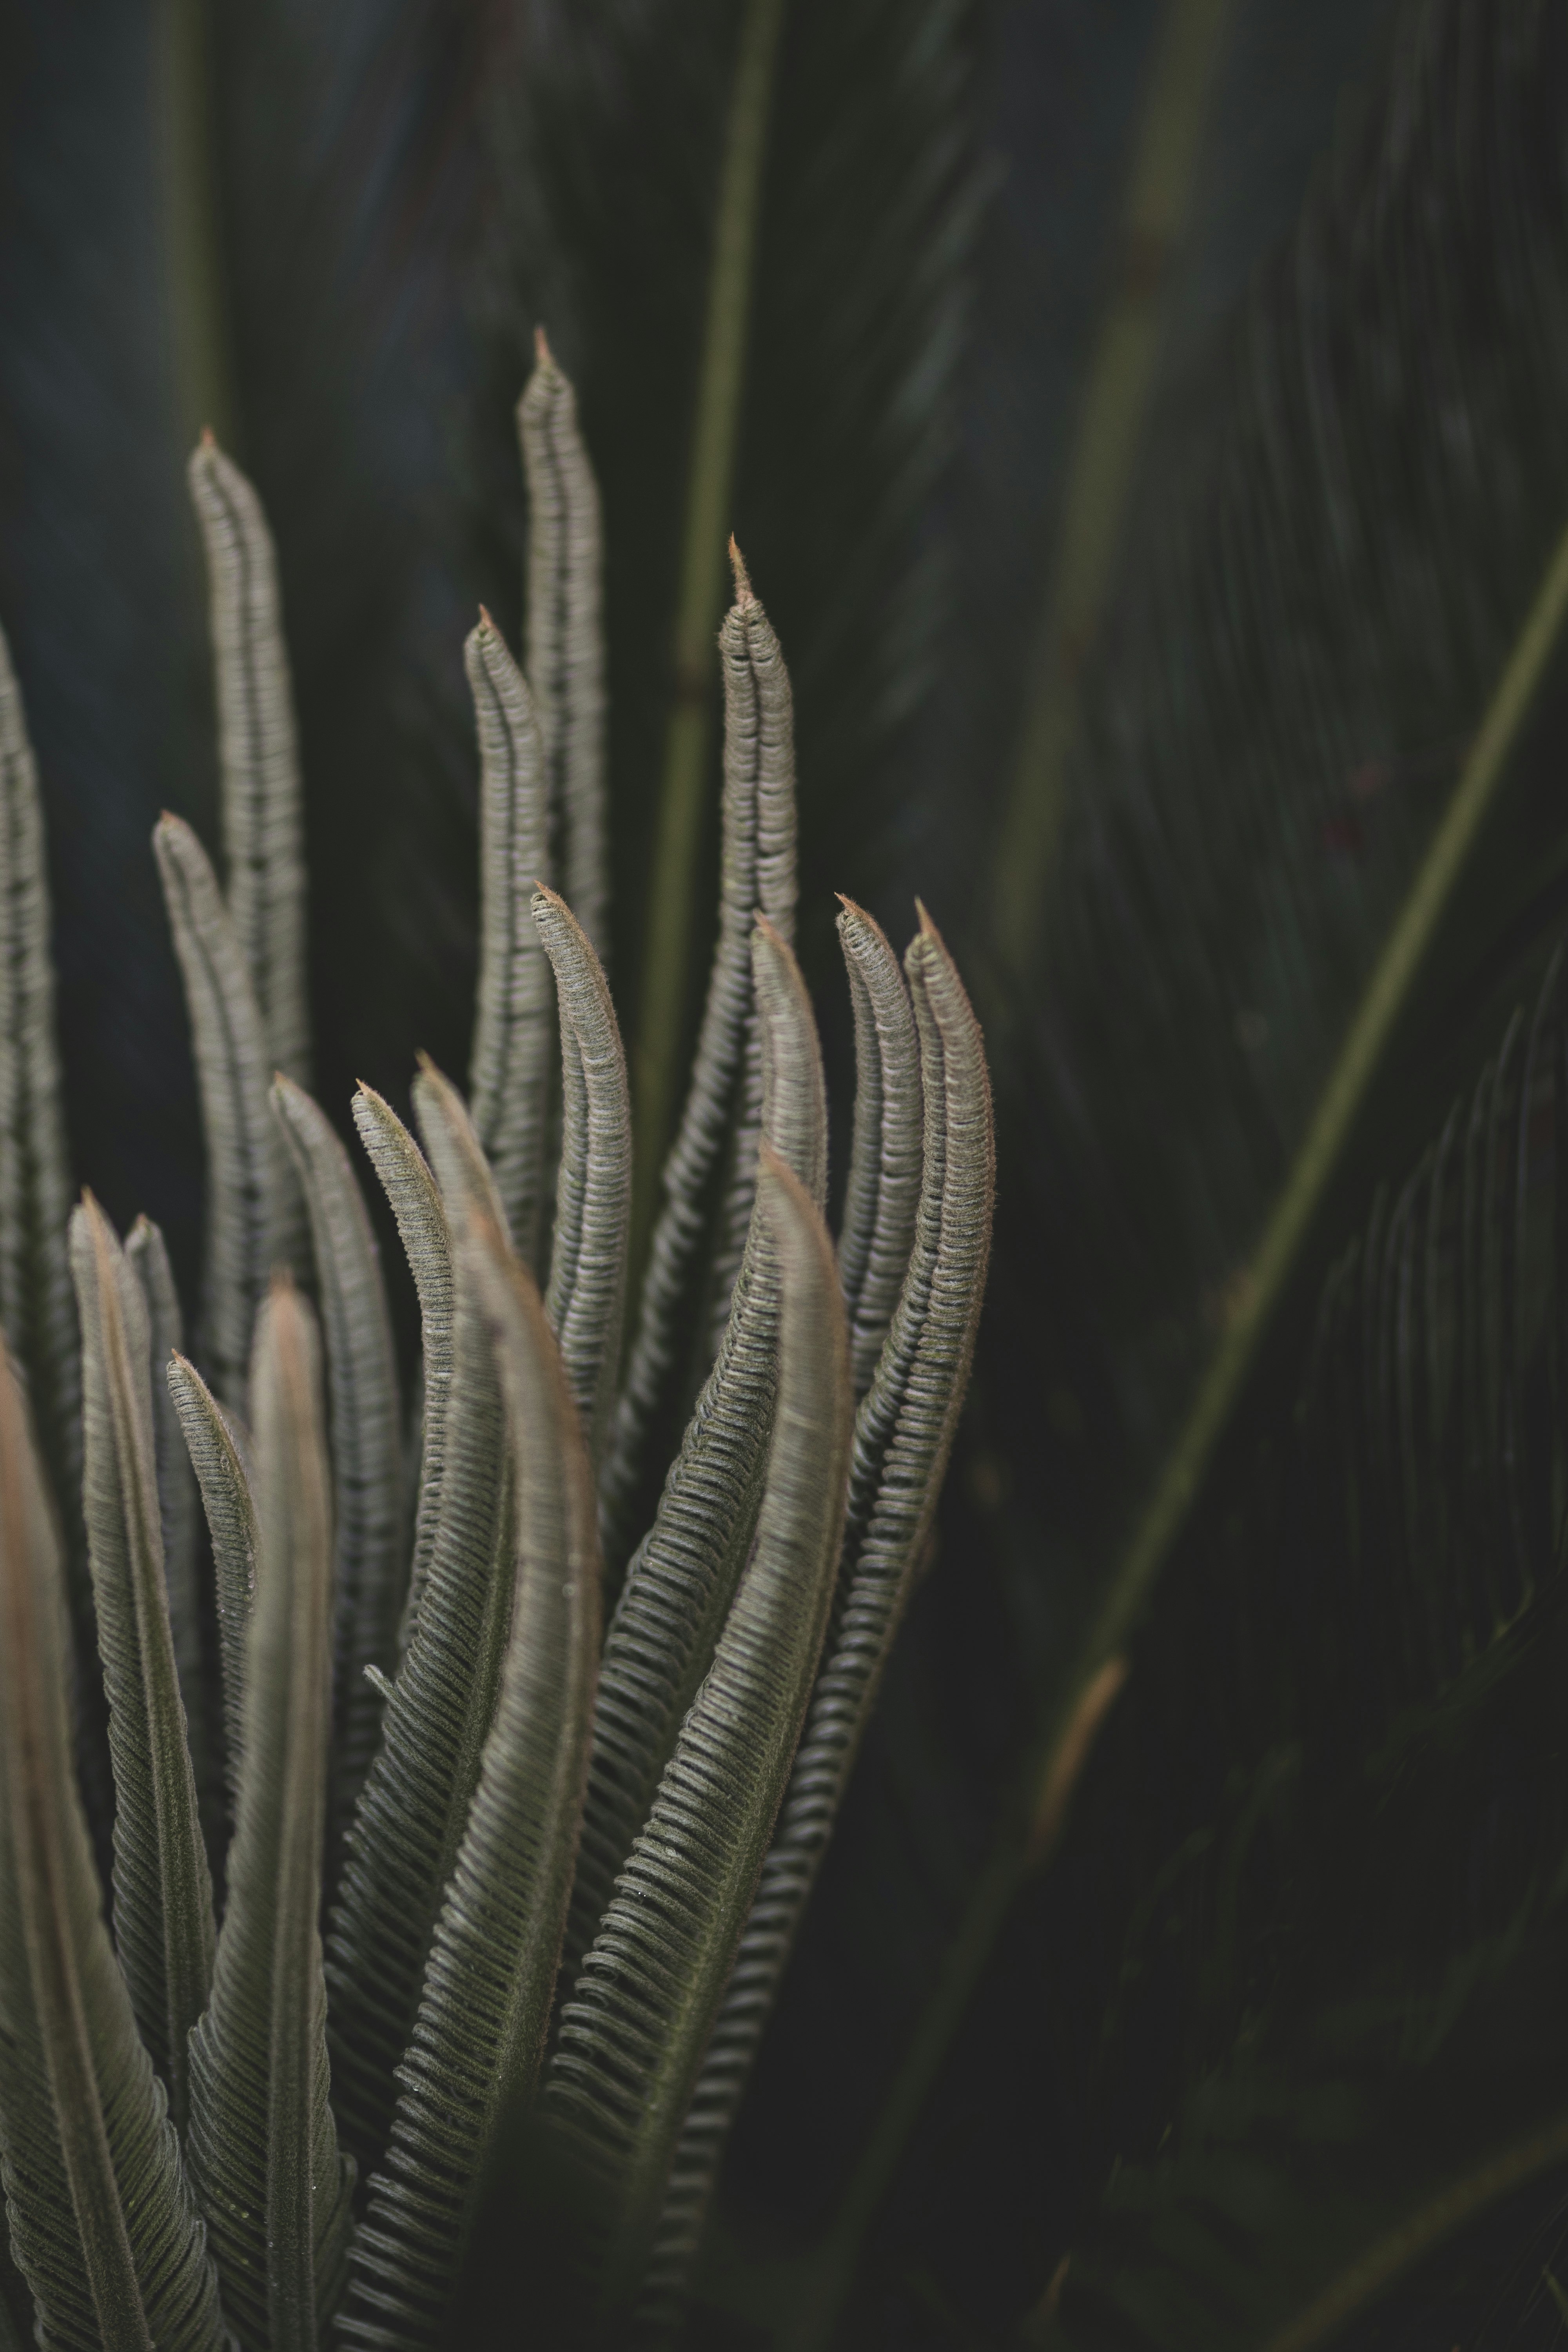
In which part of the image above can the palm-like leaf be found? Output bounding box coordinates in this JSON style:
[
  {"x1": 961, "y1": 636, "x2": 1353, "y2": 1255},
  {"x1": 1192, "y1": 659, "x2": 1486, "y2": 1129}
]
[
  {"x1": 0, "y1": 1335, "x2": 226, "y2": 2350},
  {"x1": 167, "y1": 1352, "x2": 256, "y2": 1806}
]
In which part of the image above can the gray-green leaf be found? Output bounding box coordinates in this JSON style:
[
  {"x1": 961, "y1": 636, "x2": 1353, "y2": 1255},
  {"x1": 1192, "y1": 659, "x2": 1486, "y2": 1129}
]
[
  {"x1": 833, "y1": 898, "x2": 922, "y2": 1399},
  {"x1": 535, "y1": 885, "x2": 630, "y2": 1461},
  {"x1": 341, "y1": 1215, "x2": 600, "y2": 2349},
  {"x1": 167, "y1": 1352, "x2": 256, "y2": 1809},
  {"x1": 546, "y1": 1145, "x2": 851, "y2": 2334},
  {"x1": 519, "y1": 332, "x2": 609, "y2": 960},
  {"x1": 69, "y1": 1197, "x2": 214, "y2": 2136},
  {"x1": 186, "y1": 1278, "x2": 354, "y2": 2350},
  {"x1": 153, "y1": 813, "x2": 283, "y2": 1415},
  {"x1": 188, "y1": 434, "x2": 310, "y2": 1090},
  {"x1": 272, "y1": 1076, "x2": 404, "y2": 1849},
  {"x1": 465, "y1": 613, "x2": 555, "y2": 1269},
  {"x1": 0, "y1": 1336, "x2": 227, "y2": 2351}
]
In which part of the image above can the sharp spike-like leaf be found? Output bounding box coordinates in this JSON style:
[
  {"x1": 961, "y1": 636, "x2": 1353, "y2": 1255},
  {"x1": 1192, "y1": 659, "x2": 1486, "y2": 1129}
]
[
  {"x1": 349, "y1": 1085, "x2": 453, "y2": 1651},
  {"x1": 644, "y1": 907, "x2": 994, "y2": 2323},
  {"x1": 0, "y1": 1336, "x2": 227, "y2": 2351},
  {"x1": 271, "y1": 1076, "x2": 404, "y2": 1849},
  {"x1": 0, "y1": 621, "x2": 84, "y2": 1689},
  {"x1": 327, "y1": 1069, "x2": 514, "y2": 2182},
  {"x1": 342, "y1": 1216, "x2": 600, "y2": 2350},
  {"x1": 124, "y1": 1217, "x2": 209, "y2": 1811},
  {"x1": 464, "y1": 614, "x2": 555, "y2": 1270},
  {"x1": 69, "y1": 1197, "x2": 215, "y2": 2137},
  {"x1": 534, "y1": 884, "x2": 630, "y2": 1461},
  {"x1": 519, "y1": 332, "x2": 609, "y2": 960},
  {"x1": 152, "y1": 813, "x2": 282, "y2": 1415},
  {"x1": 188, "y1": 435, "x2": 310, "y2": 1091},
  {"x1": 563, "y1": 916, "x2": 826, "y2": 1987},
  {"x1": 167, "y1": 1352, "x2": 256, "y2": 1809},
  {"x1": 833, "y1": 898, "x2": 922, "y2": 1400},
  {"x1": 546, "y1": 1146, "x2": 851, "y2": 2334},
  {"x1": 186, "y1": 1278, "x2": 353, "y2": 2349},
  {"x1": 605, "y1": 570, "x2": 797, "y2": 1563}
]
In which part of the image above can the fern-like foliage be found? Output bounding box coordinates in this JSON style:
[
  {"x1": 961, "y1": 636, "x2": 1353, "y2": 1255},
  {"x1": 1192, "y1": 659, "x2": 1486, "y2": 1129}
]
[{"x1": 0, "y1": 336, "x2": 991, "y2": 2347}]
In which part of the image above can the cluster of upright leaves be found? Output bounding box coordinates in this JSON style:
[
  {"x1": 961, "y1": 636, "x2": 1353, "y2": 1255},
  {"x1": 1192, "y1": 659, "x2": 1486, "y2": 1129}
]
[
  {"x1": 1031, "y1": 940, "x2": 1568, "y2": 2348},
  {"x1": 0, "y1": 332, "x2": 992, "y2": 2348}
]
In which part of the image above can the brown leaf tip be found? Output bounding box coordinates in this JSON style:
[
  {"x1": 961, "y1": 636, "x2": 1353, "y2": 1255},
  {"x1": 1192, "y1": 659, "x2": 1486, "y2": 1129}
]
[
  {"x1": 728, "y1": 536, "x2": 754, "y2": 606},
  {"x1": 534, "y1": 324, "x2": 552, "y2": 368}
]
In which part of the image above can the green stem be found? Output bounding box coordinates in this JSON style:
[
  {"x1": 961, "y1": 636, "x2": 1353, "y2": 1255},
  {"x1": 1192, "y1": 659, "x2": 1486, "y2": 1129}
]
[
  {"x1": 157, "y1": 0, "x2": 239, "y2": 456},
  {"x1": 992, "y1": 0, "x2": 1233, "y2": 973},
  {"x1": 797, "y1": 497, "x2": 1568, "y2": 2350},
  {"x1": 630, "y1": 0, "x2": 789, "y2": 1288}
]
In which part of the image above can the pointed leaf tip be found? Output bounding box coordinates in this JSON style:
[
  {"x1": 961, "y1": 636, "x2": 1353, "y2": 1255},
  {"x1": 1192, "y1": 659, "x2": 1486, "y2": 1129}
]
[
  {"x1": 534, "y1": 323, "x2": 552, "y2": 366},
  {"x1": 729, "y1": 535, "x2": 754, "y2": 603}
]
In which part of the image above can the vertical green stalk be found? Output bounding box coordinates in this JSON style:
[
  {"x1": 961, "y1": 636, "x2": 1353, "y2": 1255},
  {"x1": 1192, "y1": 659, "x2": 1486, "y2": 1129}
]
[
  {"x1": 991, "y1": 0, "x2": 1233, "y2": 973},
  {"x1": 157, "y1": 0, "x2": 238, "y2": 454},
  {"x1": 631, "y1": 0, "x2": 789, "y2": 1279}
]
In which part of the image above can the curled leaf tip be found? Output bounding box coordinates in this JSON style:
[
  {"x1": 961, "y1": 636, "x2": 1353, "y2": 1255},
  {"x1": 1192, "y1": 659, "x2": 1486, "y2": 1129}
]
[
  {"x1": 533, "y1": 878, "x2": 564, "y2": 909},
  {"x1": 728, "y1": 535, "x2": 754, "y2": 603}
]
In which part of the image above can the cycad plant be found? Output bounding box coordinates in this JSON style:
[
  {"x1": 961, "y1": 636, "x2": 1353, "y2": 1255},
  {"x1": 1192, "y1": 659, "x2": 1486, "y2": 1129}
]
[{"x1": 0, "y1": 339, "x2": 992, "y2": 2349}]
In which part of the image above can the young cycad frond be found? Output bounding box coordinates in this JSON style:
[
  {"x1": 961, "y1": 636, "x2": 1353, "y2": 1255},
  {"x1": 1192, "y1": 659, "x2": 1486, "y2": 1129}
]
[
  {"x1": 187, "y1": 437, "x2": 310, "y2": 1093},
  {"x1": 519, "y1": 330, "x2": 609, "y2": 962},
  {"x1": 186, "y1": 1278, "x2": 354, "y2": 2348},
  {"x1": 0, "y1": 1336, "x2": 226, "y2": 2350},
  {"x1": 0, "y1": 345, "x2": 990, "y2": 2347}
]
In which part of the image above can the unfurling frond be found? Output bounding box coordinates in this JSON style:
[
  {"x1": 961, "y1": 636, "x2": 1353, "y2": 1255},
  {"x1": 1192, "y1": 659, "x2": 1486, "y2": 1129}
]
[
  {"x1": 123, "y1": 1219, "x2": 206, "y2": 1801},
  {"x1": 342, "y1": 1217, "x2": 599, "y2": 2348},
  {"x1": 547, "y1": 1148, "x2": 851, "y2": 2337},
  {"x1": 465, "y1": 615, "x2": 555, "y2": 1269},
  {"x1": 833, "y1": 898, "x2": 922, "y2": 1399},
  {"x1": 519, "y1": 334, "x2": 609, "y2": 960},
  {"x1": 69, "y1": 1198, "x2": 214, "y2": 2136},
  {"x1": 152, "y1": 815, "x2": 282, "y2": 1416},
  {"x1": 603, "y1": 571, "x2": 798, "y2": 1564},
  {"x1": 0, "y1": 1336, "x2": 226, "y2": 2350},
  {"x1": 561, "y1": 916, "x2": 827, "y2": 1984},
  {"x1": 186, "y1": 1279, "x2": 353, "y2": 2348},
  {"x1": 167, "y1": 1353, "x2": 256, "y2": 1805},
  {"x1": 188, "y1": 436, "x2": 310, "y2": 1091}
]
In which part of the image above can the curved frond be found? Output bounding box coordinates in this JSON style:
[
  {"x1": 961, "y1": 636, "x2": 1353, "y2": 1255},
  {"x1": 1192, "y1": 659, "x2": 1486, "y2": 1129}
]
[
  {"x1": 644, "y1": 907, "x2": 993, "y2": 2320},
  {"x1": 123, "y1": 1217, "x2": 208, "y2": 1812},
  {"x1": 604, "y1": 568, "x2": 798, "y2": 1564},
  {"x1": 464, "y1": 613, "x2": 555, "y2": 1269},
  {"x1": 186, "y1": 1279, "x2": 353, "y2": 2348},
  {"x1": 342, "y1": 1218, "x2": 600, "y2": 2349},
  {"x1": 546, "y1": 1147, "x2": 851, "y2": 2334},
  {"x1": 411, "y1": 1057, "x2": 512, "y2": 1242},
  {"x1": 152, "y1": 813, "x2": 281, "y2": 1415},
  {"x1": 327, "y1": 1069, "x2": 514, "y2": 2181},
  {"x1": 535, "y1": 885, "x2": 630, "y2": 1460},
  {"x1": 272, "y1": 1076, "x2": 404, "y2": 1847},
  {"x1": 519, "y1": 333, "x2": 608, "y2": 959},
  {"x1": 0, "y1": 1337, "x2": 226, "y2": 2351},
  {"x1": 833, "y1": 898, "x2": 922, "y2": 1399},
  {"x1": 0, "y1": 621, "x2": 84, "y2": 1681},
  {"x1": 188, "y1": 434, "x2": 310, "y2": 1090},
  {"x1": 562, "y1": 916, "x2": 825, "y2": 1996},
  {"x1": 167, "y1": 1353, "x2": 256, "y2": 1809},
  {"x1": 69, "y1": 1198, "x2": 214, "y2": 2136},
  {"x1": 349, "y1": 1085, "x2": 453, "y2": 1650}
]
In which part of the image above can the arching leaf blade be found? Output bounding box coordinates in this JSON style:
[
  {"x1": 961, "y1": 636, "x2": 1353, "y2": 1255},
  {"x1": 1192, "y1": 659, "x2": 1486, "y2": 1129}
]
[
  {"x1": 186, "y1": 1278, "x2": 353, "y2": 2348},
  {"x1": 465, "y1": 613, "x2": 555, "y2": 1270},
  {"x1": 0, "y1": 1334, "x2": 227, "y2": 2351},
  {"x1": 272, "y1": 1075, "x2": 404, "y2": 1852},
  {"x1": 644, "y1": 907, "x2": 994, "y2": 2324},
  {"x1": 562, "y1": 916, "x2": 826, "y2": 1984},
  {"x1": 604, "y1": 563, "x2": 797, "y2": 1568},
  {"x1": 167, "y1": 1351, "x2": 256, "y2": 1811},
  {"x1": 546, "y1": 1144, "x2": 851, "y2": 2335},
  {"x1": 326, "y1": 1069, "x2": 514, "y2": 2184},
  {"x1": 152, "y1": 813, "x2": 281, "y2": 1416},
  {"x1": 833, "y1": 898, "x2": 922, "y2": 1400},
  {"x1": 342, "y1": 1218, "x2": 600, "y2": 2349},
  {"x1": 188, "y1": 434, "x2": 310, "y2": 1091},
  {"x1": 535, "y1": 884, "x2": 630, "y2": 1462},
  {"x1": 519, "y1": 332, "x2": 609, "y2": 961},
  {"x1": 349, "y1": 1084, "x2": 453, "y2": 1652},
  {"x1": 69, "y1": 1198, "x2": 214, "y2": 2137}
]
